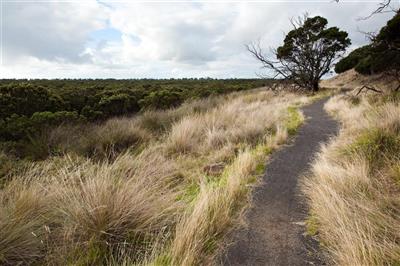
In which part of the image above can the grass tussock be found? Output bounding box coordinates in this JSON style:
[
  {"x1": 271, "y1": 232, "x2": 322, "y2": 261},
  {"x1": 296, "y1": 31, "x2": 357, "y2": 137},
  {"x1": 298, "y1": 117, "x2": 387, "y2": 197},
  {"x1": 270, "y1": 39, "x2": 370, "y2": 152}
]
[
  {"x1": 303, "y1": 92, "x2": 400, "y2": 265},
  {"x1": 0, "y1": 151, "x2": 181, "y2": 265},
  {"x1": 170, "y1": 149, "x2": 260, "y2": 265},
  {"x1": 46, "y1": 97, "x2": 225, "y2": 161},
  {"x1": 0, "y1": 88, "x2": 309, "y2": 265}
]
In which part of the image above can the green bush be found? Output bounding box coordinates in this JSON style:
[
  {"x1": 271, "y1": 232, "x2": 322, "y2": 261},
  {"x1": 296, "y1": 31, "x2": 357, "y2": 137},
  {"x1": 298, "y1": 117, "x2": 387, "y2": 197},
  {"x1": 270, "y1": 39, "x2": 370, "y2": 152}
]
[
  {"x1": 98, "y1": 93, "x2": 140, "y2": 117},
  {"x1": 335, "y1": 12, "x2": 400, "y2": 76},
  {"x1": 0, "y1": 115, "x2": 33, "y2": 141},
  {"x1": 354, "y1": 56, "x2": 373, "y2": 75},
  {"x1": 139, "y1": 90, "x2": 183, "y2": 109},
  {"x1": 335, "y1": 45, "x2": 372, "y2": 74},
  {"x1": 81, "y1": 106, "x2": 103, "y2": 121},
  {"x1": 0, "y1": 111, "x2": 82, "y2": 142},
  {"x1": 0, "y1": 83, "x2": 63, "y2": 119}
]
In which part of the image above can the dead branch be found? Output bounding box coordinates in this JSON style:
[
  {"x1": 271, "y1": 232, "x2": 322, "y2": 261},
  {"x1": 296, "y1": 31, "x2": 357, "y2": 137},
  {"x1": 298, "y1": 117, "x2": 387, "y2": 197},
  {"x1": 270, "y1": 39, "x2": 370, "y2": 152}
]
[
  {"x1": 335, "y1": 0, "x2": 398, "y2": 20},
  {"x1": 356, "y1": 85, "x2": 383, "y2": 96},
  {"x1": 359, "y1": 0, "x2": 397, "y2": 20},
  {"x1": 356, "y1": 28, "x2": 377, "y2": 42}
]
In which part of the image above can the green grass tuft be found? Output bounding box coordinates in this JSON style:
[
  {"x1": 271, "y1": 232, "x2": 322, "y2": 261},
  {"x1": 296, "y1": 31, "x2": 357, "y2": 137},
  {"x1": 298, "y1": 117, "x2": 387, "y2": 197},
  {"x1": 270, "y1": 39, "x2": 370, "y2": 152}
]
[
  {"x1": 345, "y1": 128, "x2": 400, "y2": 169},
  {"x1": 305, "y1": 213, "x2": 319, "y2": 236},
  {"x1": 286, "y1": 107, "x2": 303, "y2": 135},
  {"x1": 176, "y1": 183, "x2": 200, "y2": 203}
]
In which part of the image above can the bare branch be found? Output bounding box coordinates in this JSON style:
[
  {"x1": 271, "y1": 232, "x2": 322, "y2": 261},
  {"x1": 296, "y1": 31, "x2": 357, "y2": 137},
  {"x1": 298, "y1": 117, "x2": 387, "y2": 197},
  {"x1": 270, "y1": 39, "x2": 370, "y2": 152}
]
[
  {"x1": 356, "y1": 27, "x2": 377, "y2": 42},
  {"x1": 353, "y1": 0, "x2": 399, "y2": 19},
  {"x1": 356, "y1": 85, "x2": 383, "y2": 96}
]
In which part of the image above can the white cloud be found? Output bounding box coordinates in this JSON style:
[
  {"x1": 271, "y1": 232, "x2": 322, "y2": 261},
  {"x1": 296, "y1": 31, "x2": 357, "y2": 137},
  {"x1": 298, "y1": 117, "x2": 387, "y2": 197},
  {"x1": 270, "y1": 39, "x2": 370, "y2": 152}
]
[
  {"x1": 106, "y1": 3, "x2": 235, "y2": 64},
  {"x1": 1, "y1": 1, "x2": 398, "y2": 78},
  {"x1": 3, "y1": 0, "x2": 108, "y2": 63}
]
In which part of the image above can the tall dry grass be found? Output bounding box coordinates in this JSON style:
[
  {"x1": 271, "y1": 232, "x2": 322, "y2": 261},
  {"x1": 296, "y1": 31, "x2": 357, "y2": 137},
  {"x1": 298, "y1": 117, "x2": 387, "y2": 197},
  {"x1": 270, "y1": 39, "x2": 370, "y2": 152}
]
[
  {"x1": 303, "y1": 93, "x2": 400, "y2": 265},
  {"x1": 0, "y1": 88, "x2": 309, "y2": 265},
  {"x1": 47, "y1": 96, "x2": 224, "y2": 159},
  {"x1": 170, "y1": 149, "x2": 262, "y2": 265},
  {"x1": 0, "y1": 150, "x2": 181, "y2": 265}
]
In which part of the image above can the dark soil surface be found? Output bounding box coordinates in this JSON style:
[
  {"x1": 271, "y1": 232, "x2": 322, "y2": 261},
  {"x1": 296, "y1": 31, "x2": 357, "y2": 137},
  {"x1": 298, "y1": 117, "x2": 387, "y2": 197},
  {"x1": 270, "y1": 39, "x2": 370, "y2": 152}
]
[{"x1": 220, "y1": 99, "x2": 338, "y2": 266}]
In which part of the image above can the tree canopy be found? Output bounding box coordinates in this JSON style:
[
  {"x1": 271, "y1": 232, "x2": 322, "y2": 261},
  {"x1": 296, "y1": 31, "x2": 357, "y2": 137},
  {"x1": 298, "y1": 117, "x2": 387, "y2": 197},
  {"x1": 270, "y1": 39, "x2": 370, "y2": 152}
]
[
  {"x1": 335, "y1": 11, "x2": 400, "y2": 82},
  {"x1": 248, "y1": 15, "x2": 350, "y2": 91}
]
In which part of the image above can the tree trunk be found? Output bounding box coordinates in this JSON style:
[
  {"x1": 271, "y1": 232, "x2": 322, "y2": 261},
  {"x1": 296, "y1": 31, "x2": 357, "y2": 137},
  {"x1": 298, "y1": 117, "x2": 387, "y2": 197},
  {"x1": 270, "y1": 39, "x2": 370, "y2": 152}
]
[{"x1": 312, "y1": 80, "x2": 319, "y2": 92}]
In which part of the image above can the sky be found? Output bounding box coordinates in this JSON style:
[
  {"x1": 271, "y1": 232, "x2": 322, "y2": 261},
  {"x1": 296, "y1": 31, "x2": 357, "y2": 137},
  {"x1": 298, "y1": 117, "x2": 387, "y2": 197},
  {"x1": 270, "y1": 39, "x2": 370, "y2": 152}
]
[{"x1": 0, "y1": 0, "x2": 398, "y2": 79}]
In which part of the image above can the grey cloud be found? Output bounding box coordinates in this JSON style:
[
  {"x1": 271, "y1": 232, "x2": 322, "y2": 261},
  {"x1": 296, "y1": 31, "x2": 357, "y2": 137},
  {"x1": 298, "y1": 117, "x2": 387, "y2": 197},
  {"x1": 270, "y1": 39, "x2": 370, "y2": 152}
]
[
  {"x1": 3, "y1": 2, "x2": 106, "y2": 64},
  {"x1": 157, "y1": 22, "x2": 220, "y2": 64}
]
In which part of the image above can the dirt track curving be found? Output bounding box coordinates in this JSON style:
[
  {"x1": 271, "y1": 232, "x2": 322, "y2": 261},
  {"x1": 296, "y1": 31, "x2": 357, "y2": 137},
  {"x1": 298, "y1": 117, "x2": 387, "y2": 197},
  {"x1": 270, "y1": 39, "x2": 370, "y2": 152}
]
[{"x1": 220, "y1": 99, "x2": 338, "y2": 266}]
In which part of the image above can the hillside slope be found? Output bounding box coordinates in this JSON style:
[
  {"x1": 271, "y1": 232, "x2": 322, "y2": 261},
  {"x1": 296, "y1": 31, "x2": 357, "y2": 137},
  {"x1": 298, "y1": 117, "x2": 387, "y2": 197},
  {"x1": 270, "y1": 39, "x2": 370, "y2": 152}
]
[{"x1": 320, "y1": 69, "x2": 399, "y2": 92}]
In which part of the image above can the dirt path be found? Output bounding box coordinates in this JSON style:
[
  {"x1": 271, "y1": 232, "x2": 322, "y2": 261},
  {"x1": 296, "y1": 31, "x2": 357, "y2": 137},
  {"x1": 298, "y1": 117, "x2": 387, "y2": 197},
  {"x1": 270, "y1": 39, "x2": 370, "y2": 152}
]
[{"x1": 220, "y1": 99, "x2": 338, "y2": 266}]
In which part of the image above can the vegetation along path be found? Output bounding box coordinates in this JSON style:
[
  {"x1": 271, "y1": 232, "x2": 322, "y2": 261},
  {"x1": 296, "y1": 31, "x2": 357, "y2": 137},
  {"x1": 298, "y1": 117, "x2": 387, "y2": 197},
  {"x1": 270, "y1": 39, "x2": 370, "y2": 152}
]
[{"x1": 221, "y1": 98, "x2": 338, "y2": 266}]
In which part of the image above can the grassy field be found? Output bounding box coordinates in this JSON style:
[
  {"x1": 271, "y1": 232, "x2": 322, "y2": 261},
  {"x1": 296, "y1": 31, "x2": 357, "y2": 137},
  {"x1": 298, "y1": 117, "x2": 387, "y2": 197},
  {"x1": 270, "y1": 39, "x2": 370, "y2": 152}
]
[
  {"x1": 0, "y1": 88, "x2": 309, "y2": 265},
  {"x1": 303, "y1": 90, "x2": 400, "y2": 265},
  {"x1": 0, "y1": 79, "x2": 268, "y2": 160}
]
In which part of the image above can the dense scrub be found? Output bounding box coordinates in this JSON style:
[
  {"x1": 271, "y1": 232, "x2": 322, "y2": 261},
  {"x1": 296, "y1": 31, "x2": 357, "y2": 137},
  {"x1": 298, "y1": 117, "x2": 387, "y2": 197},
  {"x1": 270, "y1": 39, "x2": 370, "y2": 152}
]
[
  {"x1": 0, "y1": 79, "x2": 269, "y2": 159},
  {"x1": 335, "y1": 11, "x2": 400, "y2": 76},
  {"x1": 0, "y1": 88, "x2": 309, "y2": 265},
  {"x1": 303, "y1": 91, "x2": 400, "y2": 265},
  {"x1": 334, "y1": 45, "x2": 372, "y2": 74}
]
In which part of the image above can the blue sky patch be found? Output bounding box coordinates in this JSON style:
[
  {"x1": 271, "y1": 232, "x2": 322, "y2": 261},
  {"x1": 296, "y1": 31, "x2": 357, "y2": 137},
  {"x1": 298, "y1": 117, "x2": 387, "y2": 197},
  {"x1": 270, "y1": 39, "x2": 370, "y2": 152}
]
[{"x1": 90, "y1": 27, "x2": 122, "y2": 43}]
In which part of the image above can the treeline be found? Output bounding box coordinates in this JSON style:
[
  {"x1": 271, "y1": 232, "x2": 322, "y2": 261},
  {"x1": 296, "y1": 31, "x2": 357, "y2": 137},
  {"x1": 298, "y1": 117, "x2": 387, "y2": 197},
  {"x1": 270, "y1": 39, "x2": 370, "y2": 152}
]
[
  {"x1": 335, "y1": 11, "x2": 399, "y2": 77},
  {"x1": 0, "y1": 78, "x2": 269, "y2": 157}
]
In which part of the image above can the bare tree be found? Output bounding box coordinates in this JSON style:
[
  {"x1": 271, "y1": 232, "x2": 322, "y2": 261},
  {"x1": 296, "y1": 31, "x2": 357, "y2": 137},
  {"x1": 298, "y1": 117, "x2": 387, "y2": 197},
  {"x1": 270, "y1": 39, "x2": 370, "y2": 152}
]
[{"x1": 247, "y1": 15, "x2": 350, "y2": 92}]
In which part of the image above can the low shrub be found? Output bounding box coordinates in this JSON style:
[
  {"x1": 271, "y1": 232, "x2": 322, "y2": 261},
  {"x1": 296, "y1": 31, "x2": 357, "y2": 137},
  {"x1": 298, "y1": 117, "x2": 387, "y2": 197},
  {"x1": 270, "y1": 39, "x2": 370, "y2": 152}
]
[{"x1": 139, "y1": 90, "x2": 183, "y2": 110}]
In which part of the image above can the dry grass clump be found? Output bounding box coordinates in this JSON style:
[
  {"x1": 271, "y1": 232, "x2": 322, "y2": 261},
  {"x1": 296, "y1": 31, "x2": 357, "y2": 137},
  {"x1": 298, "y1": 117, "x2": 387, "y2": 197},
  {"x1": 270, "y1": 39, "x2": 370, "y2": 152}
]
[
  {"x1": 303, "y1": 93, "x2": 400, "y2": 265},
  {"x1": 47, "y1": 96, "x2": 225, "y2": 160},
  {"x1": 0, "y1": 150, "x2": 181, "y2": 265},
  {"x1": 0, "y1": 152, "x2": 17, "y2": 180},
  {"x1": 0, "y1": 183, "x2": 49, "y2": 264},
  {"x1": 49, "y1": 118, "x2": 151, "y2": 159},
  {"x1": 0, "y1": 88, "x2": 309, "y2": 265},
  {"x1": 83, "y1": 118, "x2": 151, "y2": 157},
  {"x1": 121, "y1": 97, "x2": 223, "y2": 135},
  {"x1": 165, "y1": 115, "x2": 205, "y2": 154},
  {"x1": 165, "y1": 90, "x2": 306, "y2": 156},
  {"x1": 170, "y1": 149, "x2": 260, "y2": 265}
]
